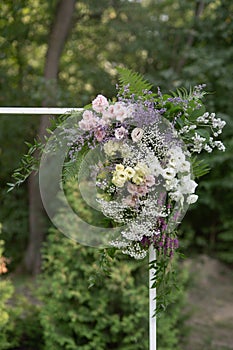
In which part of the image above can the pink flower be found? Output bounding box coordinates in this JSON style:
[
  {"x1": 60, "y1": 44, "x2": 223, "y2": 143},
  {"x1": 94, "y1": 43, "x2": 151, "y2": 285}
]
[
  {"x1": 123, "y1": 195, "x2": 138, "y2": 207},
  {"x1": 94, "y1": 128, "x2": 106, "y2": 142},
  {"x1": 127, "y1": 183, "x2": 149, "y2": 197},
  {"x1": 78, "y1": 119, "x2": 92, "y2": 131},
  {"x1": 114, "y1": 102, "x2": 128, "y2": 122},
  {"x1": 115, "y1": 126, "x2": 128, "y2": 140},
  {"x1": 82, "y1": 110, "x2": 94, "y2": 120},
  {"x1": 137, "y1": 185, "x2": 149, "y2": 196},
  {"x1": 79, "y1": 110, "x2": 100, "y2": 131},
  {"x1": 92, "y1": 94, "x2": 109, "y2": 113},
  {"x1": 127, "y1": 183, "x2": 138, "y2": 195},
  {"x1": 145, "y1": 175, "x2": 155, "y2": 187},
  {"x1": 102, "y1": 105, "x2": 115, "y2": 122}
]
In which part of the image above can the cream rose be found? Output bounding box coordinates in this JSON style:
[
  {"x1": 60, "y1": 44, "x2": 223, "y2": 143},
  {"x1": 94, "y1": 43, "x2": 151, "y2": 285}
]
[{"x1": 131, "y1": 127, "x2": 144, "y2": 142}]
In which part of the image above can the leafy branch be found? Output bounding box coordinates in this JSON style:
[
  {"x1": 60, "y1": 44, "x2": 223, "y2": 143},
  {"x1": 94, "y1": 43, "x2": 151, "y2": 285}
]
[{"x1": 7, "y1": 139, "x2": 44, "y2": 192}]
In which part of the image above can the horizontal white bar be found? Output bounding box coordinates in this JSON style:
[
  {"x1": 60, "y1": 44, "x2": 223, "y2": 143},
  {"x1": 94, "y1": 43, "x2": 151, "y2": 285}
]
[{"x1": 0, "y1": 107, "x2": 83, "y2": 115}]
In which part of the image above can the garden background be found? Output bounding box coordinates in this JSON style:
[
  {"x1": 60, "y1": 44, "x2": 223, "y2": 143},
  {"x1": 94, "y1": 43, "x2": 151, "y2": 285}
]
[{"x1": 0, "y1": 1, "x2": 232, "y2": 349}]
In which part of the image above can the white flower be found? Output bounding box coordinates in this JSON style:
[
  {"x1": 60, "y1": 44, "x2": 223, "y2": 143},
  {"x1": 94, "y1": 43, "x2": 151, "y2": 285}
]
[
  {"x1": 169, "y1": 190, "x2": 184, "y2": 205},
  {"x1": 168, "y1": 147, "x2": 185, "y2": 163},
  {"x1": 149, "y1": 156, "x2": 163, "y2": 176},
  {"x1": 112, "y1": 170, "x2": 128, "y2": 187},
  {"x1": 162, "y1": 167, "x2": 176, "y2": 180},
  {"x1": 214, "y1": 141, "x2": 225, "y2": 152},
  {"x1": 102, "y1": 105, "x2": 116, "y2": 122},
  {"x1": 115, "y1": 126, "x2": 128, "y2": 140},
  {"x1": 131, "y1": 127, "x2": 144, "y2": 142},
  {"x1": 178, "y1": 160, "x2": 191, "y2": 173},
  {"x1": 165, "y1": 178, "x2": 178, "y2": 191},
  {"x1": 187, "y1": 194, "x2": 198, "y2": 204},
  {"x1": 78, "y1": 110, "x2": 99, "y2": 131},
  {"x1": 132, "y1": 173, "x2": 145, "y2": 185},
  {"x1": 179, "y1": 175, "x2": 198, "y2": 194},
  {"x1": 115, "y1": 164, "x2": 124, "y2": 171},
  {"x1": 134, "y1": 163, "x2": 150, "y2": 177},
  {"x1": 125, "y1": 166, "x2": 136, "y2": 179},
  {"x1": 145, "y1": 174, "x2": 155, "y2": 187}
]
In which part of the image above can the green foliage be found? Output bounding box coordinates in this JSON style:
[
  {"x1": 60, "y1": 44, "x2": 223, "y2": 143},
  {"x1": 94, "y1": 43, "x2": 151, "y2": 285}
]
[
  {"x1": 0, "y1": 2, "x2": 232, "y2": 348},
  {"x1": 7, "y1": 139, "x2": 43, "y2": 192},
  {"x1": 38, "y1": 233, "x2": 188, "y2": 350},
  {"x1": 191, "y1": 157, "x2": 210, "y2": 179},
  {"x1": 0, "y1": 115, "x2": 38, "y2": 269},
  {"x1": 117, "y1": 67, "x2": 155, "y2": 98},
  {"x1": 35, "y1": 182, "x2": 189, "y2": 350},
  {"x1": 0, "y1": 278, "x2": 16, "y2": 350},
  {"x1": 0, "y1": 229, "x2": 19, "y2": 349}
]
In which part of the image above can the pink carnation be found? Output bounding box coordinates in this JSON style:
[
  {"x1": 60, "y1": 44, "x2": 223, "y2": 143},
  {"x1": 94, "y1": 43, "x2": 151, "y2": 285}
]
[
  {"x1": 123, "y1": 195, "x2": 138, "y2": 207},
  {"x1": 78, "y1": 110, "x2": 99, "y2": 131},
  {"x1": 94, "y1": 128, "x2": 106, "y2": 142},
  {"x1": 127, "y1": 183, "x2": 138, "y2": 195},
  {"x1": 82, "y1": 110, "x2": 94, "y2": 120},
  {"x1": 137, "y1": 185, "x2": 149, "y2": 196},
  {"x1": 92, "y1": 94, "x2": 109, "y2": 113}
]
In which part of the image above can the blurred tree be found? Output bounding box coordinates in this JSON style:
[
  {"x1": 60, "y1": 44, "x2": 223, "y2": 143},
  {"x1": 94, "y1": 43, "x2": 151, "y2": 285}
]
[
  {"x1": 0, "y1": 0, "x2": 232, "y2": 270},
  {"x1": 25, "y1": 0, "x2": 76, "y2": 275}
]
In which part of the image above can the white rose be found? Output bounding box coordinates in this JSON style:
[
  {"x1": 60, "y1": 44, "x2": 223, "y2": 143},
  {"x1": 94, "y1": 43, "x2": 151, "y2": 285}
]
[
  {"x1": 178, "y1": 160, "x2": 191, "y2": 173},
  {"x1": 162, "y1": 167, "x2": 176, "y2": 180},
  {"x1": 179, "y1": 175, "x2": 198, "y2": 194},
  {"x1": 131, "y1": 128, "x2": 144, "y2": 142},
  {"x1": 112, "y1": 170, "x2": 128, "y2": 187},
  {"x1": 125, "y1": 166, "x2": 136, "y2": 179}
]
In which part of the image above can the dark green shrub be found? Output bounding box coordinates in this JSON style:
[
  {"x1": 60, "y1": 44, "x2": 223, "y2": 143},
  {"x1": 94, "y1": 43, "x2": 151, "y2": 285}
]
[
  {"x1": 37, "y1": 183, "x2": 189, "y2": 350},
  {"x1": 0, "y1": 228, "x2": 19, "y2": 349}
]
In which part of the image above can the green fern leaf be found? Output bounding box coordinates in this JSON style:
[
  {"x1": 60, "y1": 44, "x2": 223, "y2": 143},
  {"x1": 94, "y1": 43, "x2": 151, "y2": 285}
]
[
  {"x1": 171, "y1": 86, "x2": 193, "y2": 100},
  {"x1": 191, "y1": 157, "x2": 211, "y2": 179},
  {"x1": 117, "y1": 67, "x2": 155, "y2": 98}
]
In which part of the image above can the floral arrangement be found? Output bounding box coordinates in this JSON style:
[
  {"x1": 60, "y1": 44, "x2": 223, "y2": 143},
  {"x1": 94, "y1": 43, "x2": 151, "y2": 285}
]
[
  {"x1": 10, "y1": 69, "x2": 226, "y2": 313},
  {"x1": 67, "y1": 72, "x2": 225, "y2": 262}
]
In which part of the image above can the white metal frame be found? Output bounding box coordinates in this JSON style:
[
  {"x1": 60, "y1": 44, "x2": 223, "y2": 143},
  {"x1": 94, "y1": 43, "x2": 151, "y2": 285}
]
[
  {"x1": 0, "y1": 106, "x2": 157, "y2": 350},
  {"x1": 0, "y1": 107, "x2": 83, "y2": 114}
]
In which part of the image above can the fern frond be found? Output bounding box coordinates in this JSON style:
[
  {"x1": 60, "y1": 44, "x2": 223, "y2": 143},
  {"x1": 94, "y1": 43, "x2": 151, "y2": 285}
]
[
  {"x1": 117, "y1": 67, "x2": 155, "y2": 97},
  {"x1": 62, "y1": 144, "x2": 90, "y2": 181},
  {"x1": 191, "y1": 157, "x2": 211, "y2": 179},
  {"x1": 171, "y1": 86, "x2": 193, "y2": 100}
]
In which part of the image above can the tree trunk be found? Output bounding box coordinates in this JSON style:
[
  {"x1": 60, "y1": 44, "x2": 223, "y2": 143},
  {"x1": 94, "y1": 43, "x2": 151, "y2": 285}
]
[
  {"x1": 176, "y1": 0, "x2": 205, "y2": 73},
  {"x1": 24, "y1": 0, "x2": 76, "y2": 275}
]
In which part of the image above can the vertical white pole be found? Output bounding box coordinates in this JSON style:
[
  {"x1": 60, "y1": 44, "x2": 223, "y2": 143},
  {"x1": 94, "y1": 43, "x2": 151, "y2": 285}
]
[{"x1": 149, "y1": 245, "x2": 156, "y2": 350}]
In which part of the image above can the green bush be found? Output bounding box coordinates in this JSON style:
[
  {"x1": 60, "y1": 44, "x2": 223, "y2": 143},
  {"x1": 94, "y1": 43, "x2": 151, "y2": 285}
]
[
  {"x1": 0, "y1": 228, "x2": 19, "y2": 349},
  {"x1": 37, "y1": 183, "x2": 189, "y2": 350},
  {"x1": 0, "y1": 226, "x2": 43, "y2": 350}
]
